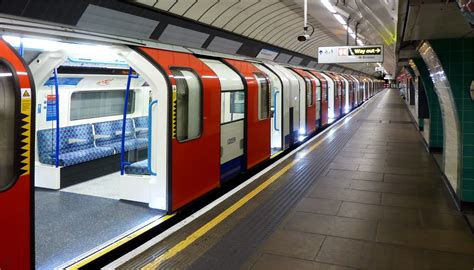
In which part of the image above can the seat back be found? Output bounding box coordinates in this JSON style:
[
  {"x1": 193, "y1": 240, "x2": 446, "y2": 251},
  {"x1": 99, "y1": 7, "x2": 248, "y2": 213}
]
[
  {"x1": 133, "y1": 116, "x2": 148, "y2": 138},
  {"x1": 37, "y1": 124, "x2": 95, "y2": 158},
  {"x1": 93, "y1": 119, "x2": 135, "y2": 145}
]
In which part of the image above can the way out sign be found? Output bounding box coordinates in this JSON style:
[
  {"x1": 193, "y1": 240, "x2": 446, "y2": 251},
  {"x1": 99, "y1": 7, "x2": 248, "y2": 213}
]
[{"x1": 318, "y1": 45, "x2": 384, "y2": 64}]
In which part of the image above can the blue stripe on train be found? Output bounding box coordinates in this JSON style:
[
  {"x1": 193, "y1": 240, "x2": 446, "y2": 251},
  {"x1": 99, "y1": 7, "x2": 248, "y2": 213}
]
[{"x1": 220, "y1": 155, "x2": 245, "y2": 183}]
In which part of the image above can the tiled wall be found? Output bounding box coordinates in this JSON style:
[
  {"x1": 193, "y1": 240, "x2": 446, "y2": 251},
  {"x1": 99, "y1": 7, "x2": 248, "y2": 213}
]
[
  {"x1": 413, "y1": 58, "x2": 444, "y2": 149},
  {"x1": 418, "y1": 41, "x2": 462, "y2": 196},
  {"x1": 429, "y1": 38, "x2": 474, "y2": 202}
]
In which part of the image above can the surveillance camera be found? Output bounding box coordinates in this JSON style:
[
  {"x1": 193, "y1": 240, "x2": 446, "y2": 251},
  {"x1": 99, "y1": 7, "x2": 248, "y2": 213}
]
[{"x1": 298, "y1": 34, "x2": 310, "y2": 42}]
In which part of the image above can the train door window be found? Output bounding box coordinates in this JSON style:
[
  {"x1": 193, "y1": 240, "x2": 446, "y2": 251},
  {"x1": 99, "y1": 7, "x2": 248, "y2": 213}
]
[
  {"x1": 171, "y1": 68, "x2": 202, "y2": 142},
  {"x1": 0, "y1": 63, "x2": 18, "y2": 190},
  {"x1": 221, "y1": 91, "x2": 245, "y2": 123},
  {"x1": 316, "y1": 82, "x2": 321, "y2": 101},
  {"x1": 305, "y1": 78, "x2": 313, "y2": 107},
  {"x1": 255, "y1": 73, "x2": 270, "y2": 120}
]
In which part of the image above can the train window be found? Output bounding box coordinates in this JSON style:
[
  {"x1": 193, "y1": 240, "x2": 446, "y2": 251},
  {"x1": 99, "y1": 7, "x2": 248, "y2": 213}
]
[
  {"x1": 221, "y1": 91, "x2": 245, "y2": 124},
  {"x1": 255, "y1": 73, "x2": 270, "y2": 120},
  {"x1": 70, "y1": 90, "x2": 135, "y2": 121},
  {"x1": 0, "y1": 63, "x2": 18, "y2": 191},
  {"x1": 305, "y1": 78, "x2": 313, "y2": 107},
  {"x1": 316, "y1": 85, "x2": 321, "y2": 101},
  {"x1": 171, "y1": 68, "x2": 202, "y2": 142}
]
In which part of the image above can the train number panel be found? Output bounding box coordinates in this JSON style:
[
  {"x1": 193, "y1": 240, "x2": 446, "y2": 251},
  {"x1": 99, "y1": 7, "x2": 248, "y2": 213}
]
[{"x1": 0, "y1": 39, "x2": 35, "y2": 270}]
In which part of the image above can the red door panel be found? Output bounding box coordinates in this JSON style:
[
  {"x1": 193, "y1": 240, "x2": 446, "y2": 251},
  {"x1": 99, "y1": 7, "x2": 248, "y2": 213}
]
[
  {"x1": 292, "y1": 68, "x2": 316, "y2": 134},
  {"x1": 224, "y1": 59, "x2": 271, "y2": 169},
  {"x1": 0, "y1": 39, "x2": 35, "y2": 270},
  {"x1": 139, "y1": 48, "x2": 220, "y2": 211}
]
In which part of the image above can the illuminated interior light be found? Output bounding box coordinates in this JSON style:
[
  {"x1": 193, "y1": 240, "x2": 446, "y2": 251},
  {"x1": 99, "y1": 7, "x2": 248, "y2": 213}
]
[
  {"x1": 333, "y1": 14, "x2": 347, "y2": 25},
  {"x1": 298, "y1": 135, "x2": 306, "y2": 142},
  {"x1": 321, "y1": 0, "x2": 337, "y2": 13},
  {"x1": 299, "y1": 128, "x2": 306, "y2": 135}
]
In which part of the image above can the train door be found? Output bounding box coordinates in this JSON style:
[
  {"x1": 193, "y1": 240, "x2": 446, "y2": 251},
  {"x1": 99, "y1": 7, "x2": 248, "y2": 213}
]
[
  {"x1": 291, "y1": 68, "x2": 316, "y2": 136},
  {"x1": 224, "y1": 59, "x2": 271, "y2": 169},
  {"x1": 272, "y1": 65, "x2": 300, "y2": 145},
  {"x1": 199, "y1": 58, "x2": 246, "y2": 181},
  {"x1": 0, "y1": 39, "x2": 35, "y2": 270},
  {"x1": 340, "y1": 75, "x2": 350, "y2": 113},
  {"x1": 140, "y1": 48, "x2": 220, "y2": 211},
  {"x1": 319, "y1": 72, "x2": 335, "y2": 123},
  {"x1": 309, "y1": 71, "x2": 328, "y2": 127},
  {"x1": 253, "y1": 63, "x2": 285, "y2": 156}
]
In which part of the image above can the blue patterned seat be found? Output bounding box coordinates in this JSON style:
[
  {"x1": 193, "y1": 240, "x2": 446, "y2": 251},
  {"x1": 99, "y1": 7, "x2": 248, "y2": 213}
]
[
  {"x1": 134, "y1": 116, "x2": 149, "y2": 150},
  {"x1": 93, "y1": 119, "x2": 141, "y2": 153},
  {"x1": 124, "y1": 159, "x2": 150, "y2": 175},
  {"x1": 37, "y1": 124, "x2": 115, "y2": 167},
  {"x1": 133, "y1": 116, "x2": 148, "y2": 138}
]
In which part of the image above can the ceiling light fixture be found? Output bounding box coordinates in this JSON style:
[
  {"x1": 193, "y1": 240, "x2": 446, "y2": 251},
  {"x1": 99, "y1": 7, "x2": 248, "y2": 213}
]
[{"x1": 321, "y1": 0, "x2": 337, "y2": 13}]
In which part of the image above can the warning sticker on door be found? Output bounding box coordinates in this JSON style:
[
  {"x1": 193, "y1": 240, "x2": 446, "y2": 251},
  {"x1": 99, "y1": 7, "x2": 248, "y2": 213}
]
[{"x1": 21, "y1": 88, "x2": 32, "y2": 114}]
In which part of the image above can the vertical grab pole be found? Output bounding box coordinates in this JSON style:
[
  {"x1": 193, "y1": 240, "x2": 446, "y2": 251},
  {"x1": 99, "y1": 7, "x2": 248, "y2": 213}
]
[
  {"x1": 273, "y1": 91, "x2": 280, "y2": 131},
  {"x1": 120, "y1": 68, "x2": 134, "y2": 175},
  {"x1": 53, "y1": 68, "x2": 60, "y2": 168},
  {"x1": 148, "y1": 100, "x2": 158, "y2": 176},
  {"x1": 19, "y1": 37, "x2": 24, "y2": 57}
]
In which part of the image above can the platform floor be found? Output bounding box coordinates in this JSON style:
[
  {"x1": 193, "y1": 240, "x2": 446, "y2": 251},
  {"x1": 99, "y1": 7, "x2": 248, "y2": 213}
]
[{"x1": 119, "y1": 89, "x2": 474, "y2": 270}]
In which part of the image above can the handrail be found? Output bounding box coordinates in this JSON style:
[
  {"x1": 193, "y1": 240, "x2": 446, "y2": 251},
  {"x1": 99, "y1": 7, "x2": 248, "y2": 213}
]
[
  {"x1": 273, "y1": 91, "x2": 280, "y2": 131},
  {"x1": 148, "y1": 100, "x2": 158, "y2": 176},
  {"x1": 120, "y1": 68, "x2": 138, "y2": 175},
  {"x1": 53, "y1": 68, "x2": 60, "y2": 168}
]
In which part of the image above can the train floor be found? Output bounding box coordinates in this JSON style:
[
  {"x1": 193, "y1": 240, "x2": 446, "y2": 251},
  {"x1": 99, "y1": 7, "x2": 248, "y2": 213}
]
[
  {"x1": 35, "y1": 176, "x2": 165, "y2": 270},
  {"x1": 116, "y1": 89, "x2": 474, "y2": 270}
]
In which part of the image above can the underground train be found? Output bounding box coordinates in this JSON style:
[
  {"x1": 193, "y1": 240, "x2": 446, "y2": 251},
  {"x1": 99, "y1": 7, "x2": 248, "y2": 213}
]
[{"x1": 0, "y1": 25, "x2": 383, "y2": 268}]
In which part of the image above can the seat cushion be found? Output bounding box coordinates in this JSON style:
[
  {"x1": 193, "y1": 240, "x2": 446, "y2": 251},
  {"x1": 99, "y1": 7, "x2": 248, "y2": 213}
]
[
  {"x1": 55, "y1": 147, "x2": 115, "y2": 167},
  {"x1": 106, "y1": 140, "x2": 137, "y2": 153},
  {"x1": 135, "y1": 138, "x2": 148, "y2": 150},
  {"x1": 124, "y1": 159, "x2": 150, "y2": 175}
]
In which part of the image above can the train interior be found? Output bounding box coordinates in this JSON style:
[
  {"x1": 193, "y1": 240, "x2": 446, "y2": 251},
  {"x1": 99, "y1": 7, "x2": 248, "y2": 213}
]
[{"x1": 3, "y1": 35, "x2": 169, "y2": 269}]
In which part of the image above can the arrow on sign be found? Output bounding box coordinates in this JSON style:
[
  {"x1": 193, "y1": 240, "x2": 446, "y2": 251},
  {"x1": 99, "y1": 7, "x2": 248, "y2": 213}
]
[{"x1": 375, "y1": 48, "x2": 381, "y2": 53}]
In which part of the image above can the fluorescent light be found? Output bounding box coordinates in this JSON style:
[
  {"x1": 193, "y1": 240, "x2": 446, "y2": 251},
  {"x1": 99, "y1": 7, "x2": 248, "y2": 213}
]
[
  {"x1": 357, "y1": 39, "x2": 364, "y2": 46},
  {"x1": 350, "y1": 33, "x2": 356, "y2": 39},
  {"x1": 333, "y1": 14, "x2": 347, "y2": 25},
  {"x1": 321, "y1": 0, "x2": 337, "y2": 13}
]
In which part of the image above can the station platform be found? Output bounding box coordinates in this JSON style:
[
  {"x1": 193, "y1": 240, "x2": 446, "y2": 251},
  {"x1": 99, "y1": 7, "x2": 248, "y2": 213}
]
[{"x1": 114, "y1": 89, "x2": 474, "y2": 270}]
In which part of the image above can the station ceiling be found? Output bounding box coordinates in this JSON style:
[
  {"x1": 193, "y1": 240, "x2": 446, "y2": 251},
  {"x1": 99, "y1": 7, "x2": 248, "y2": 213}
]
[{"x1": 131, "y1": 0, "x2": 397, "y2": 75}]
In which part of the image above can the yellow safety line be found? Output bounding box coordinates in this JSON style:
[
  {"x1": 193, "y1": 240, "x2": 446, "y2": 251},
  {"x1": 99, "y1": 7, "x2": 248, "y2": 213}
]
[
  {"x1": 142, "y1": 104, "x2": 368, "y2": 269},
  {"x1": 66, "y1": 214, "x2": 175, "y2": 270}
]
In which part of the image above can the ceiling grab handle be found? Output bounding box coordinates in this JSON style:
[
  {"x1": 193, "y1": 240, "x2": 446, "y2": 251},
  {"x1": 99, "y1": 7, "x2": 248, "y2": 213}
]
[
  {"x1": 148, "y1": 100, "x2": 158, "y2": 176},
  {"x1": 273, "y1": 91, "x2": 280, "y2": 131},
  {"x1": 53, "y1": 68, "x2": 60, "y2": 168},
  {"x1": 120, "y1": 68, "x2": 139, "y2": 175}
]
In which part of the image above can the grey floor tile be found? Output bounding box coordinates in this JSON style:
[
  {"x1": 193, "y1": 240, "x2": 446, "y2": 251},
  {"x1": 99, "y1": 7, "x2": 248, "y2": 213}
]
[
  {"x1": 350, "y1": 179, "x2": 418, "y2": 195},
  {"x1": 309, "y1": 186, "x2": 381, "y2": 204},
  {"x1": 314, "y1": 176, "x2": 353, "y2": 188},
  {"x1": 376, "y1": 223, "x2": 474, "y2": 255},
  {"x1": 337, "y1": 201, "x2": 420, "y2": 226},
  {"x1": 315, "y1": 236, "x2": 374, "y2": 268},
  {"x1": 261, "y1": 230, "x2": 325, "y2": 260},
  {"x1": 295, "y1": 197, "x2": 342, "y2": 215},
  {"x1": 420, "y1": 209, "x2": 470, "y2": 231},
  {"x1": 381, "y1": 193, "x2": 451, "y2": 210},
  {"x1": 284, "y1": 212, "x2": 377, "y2": 240},
  {"x1": 250, "y1": 254, "x2": 319, "y2": 270}
]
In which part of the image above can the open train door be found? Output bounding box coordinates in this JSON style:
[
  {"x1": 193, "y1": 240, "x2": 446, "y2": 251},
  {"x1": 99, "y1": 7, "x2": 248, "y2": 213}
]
[{"x1": 0, "y1": 39, "x2": 35, "y2": 269}]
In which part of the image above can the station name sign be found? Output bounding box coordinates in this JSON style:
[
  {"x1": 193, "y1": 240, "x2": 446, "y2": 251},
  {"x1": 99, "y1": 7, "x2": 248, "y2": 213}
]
[{"x1": 318, "y1": 45, "x2": 384, "y2": 64}]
